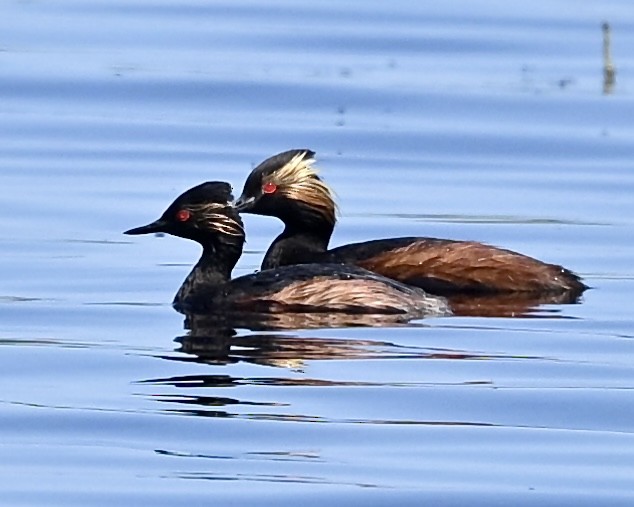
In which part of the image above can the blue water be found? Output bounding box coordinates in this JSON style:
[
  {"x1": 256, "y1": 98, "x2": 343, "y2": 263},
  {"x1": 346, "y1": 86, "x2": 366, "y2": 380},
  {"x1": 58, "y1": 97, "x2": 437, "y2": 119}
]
[{"x1": 2, "y1": 1, "x2": 634, "y2": 505}]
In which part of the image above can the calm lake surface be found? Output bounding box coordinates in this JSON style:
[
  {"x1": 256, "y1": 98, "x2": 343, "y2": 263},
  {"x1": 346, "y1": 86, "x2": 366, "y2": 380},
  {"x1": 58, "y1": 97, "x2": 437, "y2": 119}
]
[{"x1": 1, "y1": 1, "x2": 634, "y2": 505}]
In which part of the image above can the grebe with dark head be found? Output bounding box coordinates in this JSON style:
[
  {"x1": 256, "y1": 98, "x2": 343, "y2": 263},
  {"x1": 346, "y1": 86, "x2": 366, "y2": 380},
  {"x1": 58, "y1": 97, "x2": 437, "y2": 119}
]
[
  {"x1": 124, "y1": 181, "x2": 450, "y2": 318},
  {"x1": 234, "y1": 150, "x2": 587, "y2": 297}
]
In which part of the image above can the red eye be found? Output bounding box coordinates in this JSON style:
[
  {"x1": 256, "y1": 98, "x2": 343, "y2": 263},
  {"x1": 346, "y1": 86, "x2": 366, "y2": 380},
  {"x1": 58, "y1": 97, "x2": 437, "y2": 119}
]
[
  {"x1": 262, "y1": 181, "x2": 277, "y2": 194},
  {"x1": 176, "y1": 209, "x2": 191, "y2": 222}
]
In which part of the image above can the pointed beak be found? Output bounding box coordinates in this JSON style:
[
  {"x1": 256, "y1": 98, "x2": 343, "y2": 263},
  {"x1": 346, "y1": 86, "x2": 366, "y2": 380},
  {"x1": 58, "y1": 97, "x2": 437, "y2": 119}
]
[
  {"x1": 233, "y1": 195, "x2": 255, "y2": 212},
  {"x1": 124, "y1": 218, "x2": 168, "y2": 236}
]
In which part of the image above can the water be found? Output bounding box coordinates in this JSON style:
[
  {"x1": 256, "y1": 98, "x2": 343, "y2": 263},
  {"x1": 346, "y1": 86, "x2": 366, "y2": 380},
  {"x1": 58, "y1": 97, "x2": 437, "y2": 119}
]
[{"x1": 1, "y1": 1, "x2": 634, "y2": 505}]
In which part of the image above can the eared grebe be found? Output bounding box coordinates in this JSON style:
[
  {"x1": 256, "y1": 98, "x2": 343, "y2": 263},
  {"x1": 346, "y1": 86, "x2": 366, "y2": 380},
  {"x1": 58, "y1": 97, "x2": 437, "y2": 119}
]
[
  {"x1": 124, "y1": 182, "x2": 450, "y2": 317},
  {"x1": 234, "y1": 150, "x2": 588, "y2": 296}
]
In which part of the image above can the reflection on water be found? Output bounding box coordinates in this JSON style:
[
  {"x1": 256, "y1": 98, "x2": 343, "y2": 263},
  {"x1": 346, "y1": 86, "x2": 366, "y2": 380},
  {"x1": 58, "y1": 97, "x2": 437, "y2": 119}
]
[
  {"x1": 158, "y1": 448, "x2": 382, "y2": 489},
  {"x1": 169, "y1": 327, "x2": 511, "y2": 369},
  {"x1": 448, "y1": 290, "x2": 585, "y2": 318},
  {"x1": 182, "y1": 309, "x2": 434, "y2": 332},
  {"x1": 137, "y1": 319, "x2": 555, "y2": 423}
]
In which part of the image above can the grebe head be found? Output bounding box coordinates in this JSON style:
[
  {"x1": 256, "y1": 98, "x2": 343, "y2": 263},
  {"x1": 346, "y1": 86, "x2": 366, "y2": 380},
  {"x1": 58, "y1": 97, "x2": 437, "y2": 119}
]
[
  {"x1": 124, "y1": 181, "x2": 244, "y2": 249},
  {"x1": 234, "y1": 149, "x2": 337, "y2": 226}
]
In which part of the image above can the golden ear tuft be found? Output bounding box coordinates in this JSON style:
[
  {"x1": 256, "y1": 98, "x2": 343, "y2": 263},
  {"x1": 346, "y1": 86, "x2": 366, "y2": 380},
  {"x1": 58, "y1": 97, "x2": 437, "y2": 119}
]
[
  {"x1": 187, "y1": 203, "x2": 245, "y2": 237},
  {"x1": 268, "y1": 152, "x2": 338, "y2": 224}
]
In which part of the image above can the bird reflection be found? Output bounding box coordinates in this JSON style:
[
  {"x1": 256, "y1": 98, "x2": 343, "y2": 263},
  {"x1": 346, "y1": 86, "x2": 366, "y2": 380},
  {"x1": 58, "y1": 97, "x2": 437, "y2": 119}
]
[
  {"x1": 140, "y1": 310, "x2": 554, "y2": 419},
  {"x1": 166, "y1": 313, "x2": 450, "y2": 370},
  {"x1": 183, "y1": 309, "x2": 435, "y2": 332},
  {"x1": 151, "y1": 309, "x2": 544, "y2": 376},
  {"x1": 145, "y1": 319, "x2": 497, "y2": 417},
  {"x1": 447, "y1": 289, "x2": 584, "y2": 318}
]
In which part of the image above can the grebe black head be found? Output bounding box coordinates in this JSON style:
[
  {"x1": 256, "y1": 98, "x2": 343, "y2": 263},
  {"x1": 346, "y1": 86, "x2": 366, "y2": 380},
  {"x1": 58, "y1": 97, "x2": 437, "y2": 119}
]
[
  {"x1": 124, "y1": 181, "x2": 450, "y2": 318},
  {"x1": 125, "y1": 181, "x2": 243, "y2": 246},
  {"x1": 233, "y1": 149, "x2": 338, "y2": 268},
  {"x1": 124, "y1": 181, "x2": 244, "y2": 304},
  {"x1": 234, "y1": 149, "x2": 337, "y2": 227}
]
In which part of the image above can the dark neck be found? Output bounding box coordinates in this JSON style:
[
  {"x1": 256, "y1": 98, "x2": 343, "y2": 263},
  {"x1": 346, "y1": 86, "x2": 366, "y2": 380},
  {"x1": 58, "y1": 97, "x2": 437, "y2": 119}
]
[
  {"x1": 261, "y1": 220, "x2": 333, "y2": 270},
  {"x1": 257, "y1": 198, "x2": 336, "y2": 269},
  {"x1": 173, "y1": 237, "x2": 242, "y2": 309}
]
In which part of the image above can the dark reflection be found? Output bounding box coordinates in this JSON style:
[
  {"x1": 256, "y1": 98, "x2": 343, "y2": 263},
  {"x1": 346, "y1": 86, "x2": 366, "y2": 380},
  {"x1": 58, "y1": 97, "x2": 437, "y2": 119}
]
[
  {"x1": 183, "y1": 309, "x2": 431, "y2": 332},
  {"x1": 139, "y1": 300, "x2": 567, "y2": 424},
  {"x1": 447, "y1": 289, "x2": 585, "y2": 318},
  {"x1": 132, "y1": 303, "x2": 570, "y2": 434},
  {"x1": 152, "y1": 312, "x2": 506, "y2": 371},
  {"x1": 137, "y1": 312, "x2": 546, "y2": 420}
]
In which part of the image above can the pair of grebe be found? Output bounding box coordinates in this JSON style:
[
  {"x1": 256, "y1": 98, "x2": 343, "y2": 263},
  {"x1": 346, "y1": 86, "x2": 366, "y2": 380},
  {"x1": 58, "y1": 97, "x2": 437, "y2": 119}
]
[{"x1": 125, "y1": 150, "x2": 586, "y2": 317}]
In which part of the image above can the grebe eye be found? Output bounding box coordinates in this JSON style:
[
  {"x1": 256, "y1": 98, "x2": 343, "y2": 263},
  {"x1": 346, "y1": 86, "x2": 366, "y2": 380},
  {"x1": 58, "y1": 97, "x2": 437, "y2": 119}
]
[
  {"x1": 262, "y1": 181, "x2": 277, "y2": 194},
  {"x1": 176, "y1": 209, "x2": 191, "y2": 222}
]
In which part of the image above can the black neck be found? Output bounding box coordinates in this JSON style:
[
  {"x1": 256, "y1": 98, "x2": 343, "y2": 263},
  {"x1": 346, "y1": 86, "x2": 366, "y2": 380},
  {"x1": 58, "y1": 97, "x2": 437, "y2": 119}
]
[
  {"x1": 256, "y1": 197, "x2": 336, "y2": 269},
  {"x1": 173, "y1": 237, "x2": 242, "y2": 308},
  {"x1": 261, "y1": 221, "x2": 333, "y2": 269}
]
